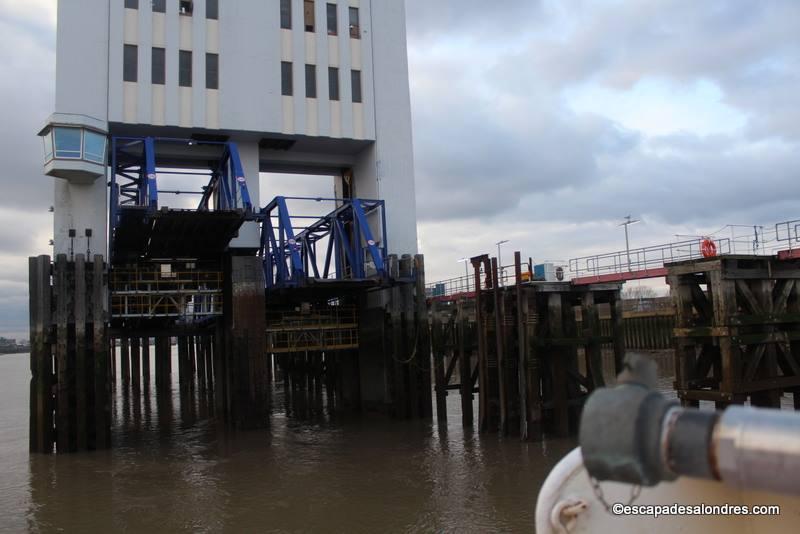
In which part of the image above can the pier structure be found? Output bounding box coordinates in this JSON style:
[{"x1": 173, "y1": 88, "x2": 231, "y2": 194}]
[
  {"x1": 668, "y1": 255, "x2": 800, "y2": 408},
  {"x1": 30, "y1": 0, "x2": 426, "y2": 453},
  {"x1": 430, "y1": 252, "x2": 626, "y2": 440}
]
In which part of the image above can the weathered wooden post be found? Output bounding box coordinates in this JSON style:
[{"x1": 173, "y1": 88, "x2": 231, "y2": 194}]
[
  {"x1": 514, "y1": 252, "x2": 529, "y2": 440},
  {"x1": 29, "y1": 255, "x2": 54, "y2": 453},
  {"x1": 130, "y1": 337, "x2": 141, "y2": 392},
  {"x1": 457, "y1": 299, "x2": 474, "y2": 427},
  {"x1": 414, "y1": 254, "x2": 433, "y2": 418},
  {"x1": 223, "y1": 256, "x2": 268, "y2": 429},
  {"x1": 141, "y1": 337, "x2": 150, "y2": 385}
]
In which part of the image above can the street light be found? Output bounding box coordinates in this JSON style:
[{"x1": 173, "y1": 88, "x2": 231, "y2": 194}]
[
  {"x1": 620, "y1": 215, "x2": 640, "y2": 272},
  {"x1": 457, "y1": 257, "x2": 470, "y2": 292},
  {"x1": 496, "y1": 239, "x2": 509, "y2": 286}
]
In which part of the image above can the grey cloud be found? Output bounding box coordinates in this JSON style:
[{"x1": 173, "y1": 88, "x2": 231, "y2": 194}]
[{"x1": 405, "y1": 0, "x2": 544, "y2": 41}]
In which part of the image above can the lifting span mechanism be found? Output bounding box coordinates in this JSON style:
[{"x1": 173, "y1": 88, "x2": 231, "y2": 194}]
[
  {"x1": 109, "y1": 136, "x2": 253, "y2": 262},
  {"x1": 257, "y1": 196, "x2": 388, "y2": 290}
]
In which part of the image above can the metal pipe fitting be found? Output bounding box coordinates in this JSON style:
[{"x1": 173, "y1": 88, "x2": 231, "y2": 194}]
[
  {"x1": 713, "y1": 405, "x2": 800, "y2": 495},
  {"x1": 580, "y1": 365, "x2": 800, "y2": 495}
]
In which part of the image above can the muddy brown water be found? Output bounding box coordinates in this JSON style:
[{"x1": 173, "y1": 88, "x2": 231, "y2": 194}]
[{"x1": 0, "y1": 351, "x2": 680, "y2": 532}]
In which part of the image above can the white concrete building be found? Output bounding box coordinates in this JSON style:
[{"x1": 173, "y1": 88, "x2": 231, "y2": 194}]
[{"x1": 41, "y1": 0, "x2": 418, "y2": 258}]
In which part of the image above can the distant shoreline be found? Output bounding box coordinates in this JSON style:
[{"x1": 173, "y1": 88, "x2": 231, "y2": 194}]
[{"x1": 0, "y1": 350, "x2": 28, "y2": 356}]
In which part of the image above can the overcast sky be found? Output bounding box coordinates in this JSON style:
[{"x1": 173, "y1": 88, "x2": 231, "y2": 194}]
[{"x1": 1, "y1": 0, "x2": 799, "y2": 337}]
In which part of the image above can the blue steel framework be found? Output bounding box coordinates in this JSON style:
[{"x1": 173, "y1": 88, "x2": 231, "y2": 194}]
[
  {"x1": 108, "y1": 137, "x2": 391, "y2": 290},
  {"x1": 109, "y1": 136, "x2": 253, "y2": 261},
  {"x1": 257, "y1": 196, "x2": 388, "y2": 289}
]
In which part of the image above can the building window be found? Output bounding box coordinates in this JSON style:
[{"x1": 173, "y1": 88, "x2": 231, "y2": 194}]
[
  {"x1": 152, "y1": 0, "x2": 165, "y2": 13},
  {"x1": 43, "y1": 127, "x2": 107, "y2": 164},
  {"x1": 53, "y1": 128, "x2": 82, "y2": 159},
  {"x1": 327, "y1": 3, "x2": 337, "y2": 35},
  {"x1": 152, "y1": 47, "x2": 165, "y2": 84},
  {"x1": 351, "y1": 69, "x2": 362, "y2": 103},
  {"x1": 123, "y1": 44, "x2": 138, "y2": 82},
  {"x1": 304, "y1": 0, "x2": 315, "y2": 32},
  {"x1": 83, "y1": 131, "x2": 107, "y2": 164},
  {"x1": 280, "y1": 0, "x2": 291, "y2": 29},
  {"x1": 125, "y1": 0, "x2": 138, "y2": 9},
  {"x1": 306, "y1": 65, "x2": 317, "y2": 98},
  {"x1": 328, "y1": 67, "x2": 339, "y2": 101},
  {"x1": 180, "y1": 0, "x2": 193, "y2": 15},
  {"x1": 206, "y1": 0, "x2": 219, "y2": 20},
  {"x1": 281, "y1": 62, "x2": 293, "y2": 96},
  {"x1": 349, "y1": 7, "x2": 360, "y2": 38},
  {"x1": 179, "y1": 50, "x2": 192, "y2": 87},
  {"x1": 206, "y1": 0, "x2": 218, "y2": 19},
  {"x1": 206, "y1": 53, "x2": 219, "y2": 89}
]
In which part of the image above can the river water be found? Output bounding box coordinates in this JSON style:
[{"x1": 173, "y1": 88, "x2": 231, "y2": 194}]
[{"x1": 1, "y1": 351, "x2": 591, "y2": 533}]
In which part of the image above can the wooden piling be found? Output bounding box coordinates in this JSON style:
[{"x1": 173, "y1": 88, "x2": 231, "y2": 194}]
[
  {"x1": 130, "y1": 337, "x2": 141, "y2": 392},
  {"x1": 120, "y1": 338, "x2": 130, "y2": 387},
  {"x1": 93, "y1": 256, "x2": 110, "y2": 449},
  {"x1": 74, "y1": 255, "x2": 87, "y2": 451},
  {"x1": 54, "y1": 254, "x2": 73, "y2": 452},
  {"x1": 456, "y1": 300, "x2": 474, "y2": 427},
  {"x1": 491, "y1": 257, "x2": 509, "y2": 435},
  {"x1": 415, "y1": 255, "x2": 433, "y2": 418},
  {"x1": 431, "y1": 301, "x2": 447, "y2": 421},
  {"x1": 29, "y1": 255, "x2": 54, "y2": 453},
  {"x1": 514, "y1": 253, "x2": 529, "y2": 440},
  {"x1": 142, "y1": 337, "x2": 150, "y2": 385}
]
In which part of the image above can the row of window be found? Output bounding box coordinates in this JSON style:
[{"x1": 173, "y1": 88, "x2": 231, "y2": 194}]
[
  {"x1": 124, "y1": 0, "x2": 216, "y2": 18},
  {"x1": 124, "y1": 45, "x2": 218, "y2": 89},
  {"x1": 281, "y1": 0, "x2": 360, "y2": 38},
  {"x1": 123, "y1": 45, "x2": 360, "y2": 101},
  {"x1": 281, "y1": 63, "x2": 362, "y2": 103},
  {"x1": 124, "y1": 1, "x2": 359, "y2": 35}
]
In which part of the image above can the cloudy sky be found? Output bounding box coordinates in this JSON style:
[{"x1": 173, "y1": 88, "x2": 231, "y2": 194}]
[{"x1": 1, "y1": 0, "x2": 799, "y2": 336}]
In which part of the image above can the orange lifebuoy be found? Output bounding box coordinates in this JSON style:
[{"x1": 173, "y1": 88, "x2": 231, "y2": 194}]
[{"x1": 701, "y1": 238, "x2": 717, "y2": 258}]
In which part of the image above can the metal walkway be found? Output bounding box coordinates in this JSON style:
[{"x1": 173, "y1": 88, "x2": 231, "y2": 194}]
[{"x1": 569, "y1": 238, "x2": 732, "y2": 285}]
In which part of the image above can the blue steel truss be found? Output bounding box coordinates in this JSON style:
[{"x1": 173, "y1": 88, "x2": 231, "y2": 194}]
[
  {"x1": 109, "y1": 136, "x2": 253, "y2": 257},
  {"x1": 110, "y1": 136, "x2": 252, "y2": 214},
  {"x1": 258, "y1": 196, "x2": 388, "y2": 289}
]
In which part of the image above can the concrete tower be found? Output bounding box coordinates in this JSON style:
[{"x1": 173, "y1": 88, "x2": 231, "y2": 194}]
[{"x1": 40, "y1": 0, "x2": 418, "y2": 257}]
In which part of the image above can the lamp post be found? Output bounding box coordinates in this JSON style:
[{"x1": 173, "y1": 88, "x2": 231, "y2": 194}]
[
  {"x1": 457, "y1": 257, "x2": 470, "y2": 292},
  {"x1": 496, "y1": 239, "x2": 509, "y2": 286},
  {"x1": 619, "y1": 216, "x2": 640, "y2": 272}
]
